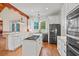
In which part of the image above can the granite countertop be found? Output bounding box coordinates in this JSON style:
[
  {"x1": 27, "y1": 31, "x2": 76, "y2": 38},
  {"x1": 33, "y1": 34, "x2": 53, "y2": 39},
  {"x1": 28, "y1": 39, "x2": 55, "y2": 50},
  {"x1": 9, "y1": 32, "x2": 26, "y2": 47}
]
[
  {"x1": 57, "y1": 36, "x2": 66, "y2": 39},
  {"x1": 57, "y1": 36, "x2": 66, "y2": 42},
  {"x1": 24, "y1": 35, "x2": 40, "y2": 41},
  {"x1": 3, "y1": 32, "x2": 20, "y2": 35}
]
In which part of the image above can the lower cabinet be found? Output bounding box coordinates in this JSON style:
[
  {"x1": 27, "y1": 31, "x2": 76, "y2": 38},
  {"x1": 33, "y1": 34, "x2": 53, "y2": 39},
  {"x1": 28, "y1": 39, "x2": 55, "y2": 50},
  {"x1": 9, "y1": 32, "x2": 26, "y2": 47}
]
[
  {"x1": 0, "y1": 32, "x2": 32, "y2": 51},
  {"x1": 22, "y1": 38, "x2": 42, "y2": 56},
  {"x1": 22, "y1": 40, "x2": 36, "y2": 56},
  {"x1": 57, "y1": 36, "x2": 66, "y2": 56},
  {"x1": 8, "y1": 33, "x2": 22, "y2": 50},
  {"x1": 42, "y1": 34, "x2": 48, "y2": 42}
]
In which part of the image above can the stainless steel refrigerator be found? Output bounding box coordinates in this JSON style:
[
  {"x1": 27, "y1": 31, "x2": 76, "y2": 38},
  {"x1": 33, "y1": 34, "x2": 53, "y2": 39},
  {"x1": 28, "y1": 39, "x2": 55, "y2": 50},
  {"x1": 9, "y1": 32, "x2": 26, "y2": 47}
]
[{"x1": 48, "y1": 24, "x2": 61, "y2": 44}]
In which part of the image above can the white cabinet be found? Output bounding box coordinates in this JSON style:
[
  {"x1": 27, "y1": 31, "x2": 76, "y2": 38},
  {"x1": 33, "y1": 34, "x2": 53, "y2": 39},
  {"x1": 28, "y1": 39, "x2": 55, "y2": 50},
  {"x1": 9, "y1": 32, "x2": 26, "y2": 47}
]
[
  {"x1": 22, "y1": 34, "x2": 42, "y2": 56},
  {"x1": 57, "y1": 36, "x2": 66, "y2": 56},
  {"x1": 22, "y1": 40, "x2": 37, "y2": 56},
  {"x1": 22, "y1": 40, "x2": 42, "y2": 56},
  {"x1": 8, "y1": 33, "x2": 22, "y2": 50},
  {"x1": 8, "y1": 34, "x2": 15, "y2": 50},
  {"x1": 7, "y1": 32, "x2": 32, "y2": 50},
  {"x1": 15, "y1": 35, "x2": 21, "y2": 49}
]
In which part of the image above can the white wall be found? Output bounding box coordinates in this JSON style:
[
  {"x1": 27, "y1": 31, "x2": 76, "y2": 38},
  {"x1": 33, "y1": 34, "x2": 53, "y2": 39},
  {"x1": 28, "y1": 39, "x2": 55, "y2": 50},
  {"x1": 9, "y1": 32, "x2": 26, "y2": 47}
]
[
  {"x1": 0, "y1": 7, "x2": 21, "y2": 32},
  {"x1": 0, "y1": 7, "x2": 11, "y2": 32},
  {"x1": 28, "y1": 14, "x2": 61, "y2": 33},
  {"x1": 48, "y1": 15, "x2": 61, "y2": 24},
  {"x1": 61, "y1": 3, "x2": 79, "y2": 36},
  {"x1": 0, "y1": 7, "x2": 27, "y2": 32},
  {"x1": 0, "y1": 7, "x2": 21, "y2": 21},
  {"x1": 20, "y1": 16, "x2": 27, "y2": 32},
  {"x1": 47, "y1": 14, "x2": 61, "y2": 33},
  {"x1": 28, "y1": 17, "x2": 34, "y2": 32}
]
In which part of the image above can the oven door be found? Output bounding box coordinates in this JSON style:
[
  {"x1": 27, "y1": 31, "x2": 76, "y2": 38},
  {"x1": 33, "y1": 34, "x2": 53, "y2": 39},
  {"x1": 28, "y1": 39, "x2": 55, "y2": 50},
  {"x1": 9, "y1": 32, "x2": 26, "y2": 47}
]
[
  {"x1": 67, "y1": 37, "x2": 79, "y2": 49},
  {"x1": 67, "y1": 44, "x2": 79, "y2": 56},
  {"x1": 67, "y1": 17, "x2": 79, "y2": 37}
]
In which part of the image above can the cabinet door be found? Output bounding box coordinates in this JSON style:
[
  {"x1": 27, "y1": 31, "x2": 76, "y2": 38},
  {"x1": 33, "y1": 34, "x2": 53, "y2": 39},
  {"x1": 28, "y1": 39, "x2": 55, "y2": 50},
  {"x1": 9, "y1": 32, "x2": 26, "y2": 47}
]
[
  {"x1": 49, "y1": 37, "x2": 57, "y2": 43},
  {"x1": 57, "y1": 37, "x2": 66, "y2": 56},
  {"x1": 15, "y1": 35, "x2": 21, "y2": 49},
  {"x1": 61, "y1": 41, "x2": 66, "y2": 56},
  {"x1": 0, "y1": 37, "x2": 6, "y2": 50},
  {"x1": 15, "y1": 36, "x2": 19, "y2": 48},
  {"x1": 22, "y1": 40, "x2": 37, "y2": 56},
  {"x1": 57, "y1": 38, "x2": 62, "y2": 55}
]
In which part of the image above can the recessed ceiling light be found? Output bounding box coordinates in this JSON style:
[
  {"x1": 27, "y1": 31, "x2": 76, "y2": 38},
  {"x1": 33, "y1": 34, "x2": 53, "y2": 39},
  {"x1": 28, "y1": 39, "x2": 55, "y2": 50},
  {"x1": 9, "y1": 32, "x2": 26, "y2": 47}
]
[{"x1": 46, "y1": 8, "x2": 48, "y2": 10}]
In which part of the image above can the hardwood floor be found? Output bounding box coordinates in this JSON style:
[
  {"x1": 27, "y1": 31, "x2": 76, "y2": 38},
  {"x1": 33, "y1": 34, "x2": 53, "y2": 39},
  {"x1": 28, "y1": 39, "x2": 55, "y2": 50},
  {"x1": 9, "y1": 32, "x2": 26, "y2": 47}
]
[
  {"x1": 40, "y1": 42, "x2": 60, "y2": 56},
  {"x1": 0, "y1": 46, "x2": 22, "y2": 56},
  {"x1": 0, "y1": 42, "x2": 60, "y2": 56}
]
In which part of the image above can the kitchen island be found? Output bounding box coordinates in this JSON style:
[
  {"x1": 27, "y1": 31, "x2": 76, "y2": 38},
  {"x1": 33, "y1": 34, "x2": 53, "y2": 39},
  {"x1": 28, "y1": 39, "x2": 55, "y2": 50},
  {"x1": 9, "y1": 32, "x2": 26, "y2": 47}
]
[{"x1": 22, "y1": 33, "x2": 43, "y2": 56}]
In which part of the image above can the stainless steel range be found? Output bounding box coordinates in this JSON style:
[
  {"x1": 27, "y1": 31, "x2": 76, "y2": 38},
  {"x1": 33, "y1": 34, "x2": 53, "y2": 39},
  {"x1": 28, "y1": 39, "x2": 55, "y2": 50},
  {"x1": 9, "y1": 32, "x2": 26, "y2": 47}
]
[{"x1": 67, "y1": 5, "x2": 79, "y2": 56}]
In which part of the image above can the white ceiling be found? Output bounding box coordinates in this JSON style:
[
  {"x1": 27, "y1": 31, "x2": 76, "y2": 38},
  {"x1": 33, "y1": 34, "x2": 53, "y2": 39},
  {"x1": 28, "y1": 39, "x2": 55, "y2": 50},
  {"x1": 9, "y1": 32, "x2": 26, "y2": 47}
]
[{"x1": 11, "y1": 3, "x2": 63, "y2": 17}]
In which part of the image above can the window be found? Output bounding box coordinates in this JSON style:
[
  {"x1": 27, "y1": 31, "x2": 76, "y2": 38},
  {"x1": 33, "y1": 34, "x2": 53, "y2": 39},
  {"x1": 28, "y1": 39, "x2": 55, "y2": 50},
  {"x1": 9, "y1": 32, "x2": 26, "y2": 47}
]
[
  {"x1": 12, "y1": 23, "x2": 20, "y2": 32},
  {"x1": 16, "y1": 23, "x2": 20, "y2": 32},
  {"x1": 34, "y1": 18, "x2": 39, "y2": 30},
  {"x1": 34, "y1": 22, "x2": 39, "y2": 29},
  {"x1": 12, "y1": 23, "x2": 15, "y2": 32},
  {"x1": 40, "y1": 21, "x2": 46, "y2": 29}
]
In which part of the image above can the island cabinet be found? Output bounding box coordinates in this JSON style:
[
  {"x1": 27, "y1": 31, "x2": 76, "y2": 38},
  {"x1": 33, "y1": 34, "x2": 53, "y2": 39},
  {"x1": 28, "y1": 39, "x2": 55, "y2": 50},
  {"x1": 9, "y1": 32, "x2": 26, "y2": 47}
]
[
  {"x1": 0, "y1": 33, "x2": 22, "y2": 50},
  {"x1": 7, "y1": 33, "x2": 22, "y2": 50},
  {"x1": 0, "y1": 32, "x2": 27, "y2": 51},
  {"x1": 22, "y1": 34, "x2": 42, "y2": 56},
  {"x1": 57, "y1": 36, "x2": 66, "y2": 56},
  {"x1": 22, "y1": 39, "x2": 42, "y2": 56}
]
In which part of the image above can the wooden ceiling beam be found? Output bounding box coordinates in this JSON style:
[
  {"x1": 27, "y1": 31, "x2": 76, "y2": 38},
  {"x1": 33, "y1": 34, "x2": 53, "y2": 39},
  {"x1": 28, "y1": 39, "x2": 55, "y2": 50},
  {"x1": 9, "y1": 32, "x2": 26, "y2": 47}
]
[
  {"x1": 0, "y1": 3, "x2": 5, "y2": 12},
  {"x1": 3, "y1": 3, "x2": 29, "y2": 19}
]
